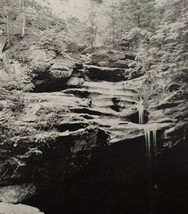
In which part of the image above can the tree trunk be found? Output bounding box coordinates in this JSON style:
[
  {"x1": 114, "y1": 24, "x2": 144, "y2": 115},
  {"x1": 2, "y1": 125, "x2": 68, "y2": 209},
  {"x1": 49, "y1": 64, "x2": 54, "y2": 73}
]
[
  {"x1": 90, "y1": 1, "x2": 95, "y2": 50},
  {"x1": 21, "y1": 0, "x2": 26, "y2": 38},
  {"x1": 111, "y1": 0, "x2": 116, "y2": 48},
  {"x1": 5, "y1": 0, "x2": 10, "y2": 46}
]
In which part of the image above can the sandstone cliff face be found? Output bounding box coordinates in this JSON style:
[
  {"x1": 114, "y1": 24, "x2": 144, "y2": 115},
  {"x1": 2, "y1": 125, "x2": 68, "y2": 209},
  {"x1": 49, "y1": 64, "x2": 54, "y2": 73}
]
[{"x1": 0, "y1": 47, "x2": 187, "y2": 213}]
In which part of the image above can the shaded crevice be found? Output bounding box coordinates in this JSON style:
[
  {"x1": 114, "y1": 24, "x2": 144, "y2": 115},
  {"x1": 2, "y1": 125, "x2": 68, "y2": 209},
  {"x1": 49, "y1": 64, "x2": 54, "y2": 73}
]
[
  {"x1": 71, "y1": 108, "x2": 112, "y2": 116},
  {"x1": 32, "y1": 79, "x2": 69, "y2": 92},
  {"x1": 127, "y1": 110, "x2": 149, "y2": 124},
  {"x1": 157, "y1": 102, "x2": 180, "y2": 110},
  {"x1": 63, "y1": 89, "x2": 91, "y2": 98},
  {"x1": 54, "y1": 122, "x2": 89, "y2": 132},
  {"x1": 85, "y1": 66, "x2": 128, "y2": 82}
]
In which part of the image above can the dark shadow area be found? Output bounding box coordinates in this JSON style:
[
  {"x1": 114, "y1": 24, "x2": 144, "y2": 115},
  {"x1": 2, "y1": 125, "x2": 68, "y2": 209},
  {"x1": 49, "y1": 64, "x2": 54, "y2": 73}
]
[
  {"x1": 23, "y1": 137, "x2": 188, "y2": 214},
  {"x1": 127, "y1": 110, "x2": 149, "y2": 124},
  {"x1": 54, "y1": 122, "x2": 88, "y2": 132},
  {"x1": 86, "y1": 66, "x2": 128, "y2": 82},
  {"x1": 32, "y1": 79, "x2": 69, "y2": 92},
  {"x1": 156, "y1": 139, "x2": 188, "y2": 214},
  {"x1": 23, "y1": 137, "x2": 150, "y2": 214},
  {"x1": 63, "y1": 89, "x2": 91, "y2": 98},
  {"x1": 72, "y1": 108, "x2": 112, "y2": 116}
]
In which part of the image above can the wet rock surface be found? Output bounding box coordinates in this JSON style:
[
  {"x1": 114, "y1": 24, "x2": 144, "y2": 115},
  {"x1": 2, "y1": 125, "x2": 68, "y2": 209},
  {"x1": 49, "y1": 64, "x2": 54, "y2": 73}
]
[
  {"x1": 0, "y1": 71, "x2": 178, "y2": 207},
  {"x1": 0, "y1": 48, "x2": 187, "y2": 213}
]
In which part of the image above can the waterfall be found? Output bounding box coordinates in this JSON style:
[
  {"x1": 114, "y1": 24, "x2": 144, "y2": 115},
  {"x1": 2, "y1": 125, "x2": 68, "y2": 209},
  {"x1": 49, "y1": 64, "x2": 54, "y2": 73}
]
[
  {"x1": 153, "y1": 130, "x2": 157, "y2": 157},
  {"x1": 138, "y1": 99, "x2": 144, "y2": 124},
  {"x1": 144, "y1": 128, "x2": 158, "y2": 214},
  {"x1": 144, "y1": 129, "x2": 157, "y2": 165},
  {"x1": 145, "y1": 129, "x2": 151, "y2": 168},
  {"x1": 144, "y1": 129, "x2": 148, "y2": 160}
]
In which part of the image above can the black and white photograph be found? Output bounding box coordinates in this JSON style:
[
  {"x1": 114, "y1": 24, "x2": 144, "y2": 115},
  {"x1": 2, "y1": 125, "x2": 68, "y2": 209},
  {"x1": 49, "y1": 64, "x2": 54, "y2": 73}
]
[{"x1": 0, "y1": 0, "x2": 187, "y2": 213}]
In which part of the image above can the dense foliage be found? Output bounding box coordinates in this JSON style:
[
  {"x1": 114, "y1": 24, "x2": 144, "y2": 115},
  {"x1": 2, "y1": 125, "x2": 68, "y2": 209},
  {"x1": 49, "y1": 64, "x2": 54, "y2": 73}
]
[{"x1": 0, "y1": 0, "x2": 187, "y2": 93}]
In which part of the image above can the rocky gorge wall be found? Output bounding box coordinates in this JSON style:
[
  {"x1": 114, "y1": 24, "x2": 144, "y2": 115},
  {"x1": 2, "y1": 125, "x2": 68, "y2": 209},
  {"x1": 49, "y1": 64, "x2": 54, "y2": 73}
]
[{"x1": 0, "y1": 46, "x2": 188, "y2": 213}]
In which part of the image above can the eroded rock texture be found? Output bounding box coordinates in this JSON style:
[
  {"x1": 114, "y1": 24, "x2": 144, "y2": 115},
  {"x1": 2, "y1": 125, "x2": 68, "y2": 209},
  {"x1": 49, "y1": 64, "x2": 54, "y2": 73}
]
[{"x1": 0, "y1": 49, "x2": 187, "y2": 213}]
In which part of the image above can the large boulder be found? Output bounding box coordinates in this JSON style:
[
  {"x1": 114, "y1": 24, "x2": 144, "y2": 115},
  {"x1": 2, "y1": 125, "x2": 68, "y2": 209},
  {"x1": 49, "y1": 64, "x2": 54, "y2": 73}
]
[
  {"x1": 88, "y1": 49, "x2": 136, "y2": 68},
  {"x1": 0, "y1": 185, "x2": 36, "y2": 204},
  {"x1": 31, "y1": 58, "x2": 74, "y2": 92},
  {"x1": 4, "y1": 41, "x2": 84, "y2": 92},
  {"x1": 84, "y1": 49, "x2": 142, "y2": 81},
  {"x1": 0, "y1": 105, "x2": 107, "y2": 200}
]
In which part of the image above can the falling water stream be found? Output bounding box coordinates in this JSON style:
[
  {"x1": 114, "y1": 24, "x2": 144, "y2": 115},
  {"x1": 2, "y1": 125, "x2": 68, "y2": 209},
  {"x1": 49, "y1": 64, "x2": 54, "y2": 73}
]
[
  {"x1": 138, "y1": 99, "x2": 145, "y2": 125},
  {"x1": 144, "y1": 129, "x2": 158, "y2": 214},
  {"x1": 138, "y1": 95, "x2": 158, "y2": 214}
]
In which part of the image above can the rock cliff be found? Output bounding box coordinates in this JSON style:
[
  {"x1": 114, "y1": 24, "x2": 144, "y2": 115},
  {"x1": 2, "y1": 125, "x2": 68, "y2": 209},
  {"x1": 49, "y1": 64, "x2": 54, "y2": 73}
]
[{"x1": 0, "y1": 47, "x2": 187, "y2": 213}]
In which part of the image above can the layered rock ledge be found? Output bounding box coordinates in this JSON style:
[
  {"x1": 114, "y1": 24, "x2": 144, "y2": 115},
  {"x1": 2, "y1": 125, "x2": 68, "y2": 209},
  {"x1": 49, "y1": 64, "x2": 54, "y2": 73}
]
[{"x1": 0, "y1": 49, "x2": 187, "y2": 211}]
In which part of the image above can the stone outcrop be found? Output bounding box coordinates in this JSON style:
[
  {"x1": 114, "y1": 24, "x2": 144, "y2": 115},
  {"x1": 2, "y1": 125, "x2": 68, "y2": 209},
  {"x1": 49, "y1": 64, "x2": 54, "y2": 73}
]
[
  {"x1": 0, "y1": 202, "x2": 44, "y2": 214},
  {"x1": 0, "y1": 46, "x2": 187, "y2": 212},
  {"x1": 0, "y1": 70, "x2": 177, "y2": 206},
  {"x1": 87, "y1": 49, "x2": 136, "y2": 67},
  {"x1": 148, "y1": 68, "x2": 188, "y2": 147},
  {"x1": 3, "y1": 41, "x2": 81, "y2": 92},
  {"x1": 2, "y1": 44, "x2": 142, "y2": 92},
  {"x1": 28, "y1": 48, "x2": 142, "y2": 91},
  {"x1": 85, "y1": 49, "x2": 142, "y2": 82}
]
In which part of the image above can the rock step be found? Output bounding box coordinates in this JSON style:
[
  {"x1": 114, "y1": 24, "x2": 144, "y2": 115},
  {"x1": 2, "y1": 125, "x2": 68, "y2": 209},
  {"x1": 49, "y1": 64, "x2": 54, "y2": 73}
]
[
  {"x1": 108, "y1": 132, "x2": 144, "y2": 144},
  {"x1": 83, "y1": 81, "x2": 140, "y2": 93},
  {"x1": 63, "y1": 87, "x2": 140, "y2": 100},
  {"x1": 69, "y1": 107, "x2": 120, "y2": 117},
  {"x1": 106, "y1": 122, "x2": 174, "y2": 144},
  {"x1": 21, "y1": 75, "x2": 147, "y2": 149}
]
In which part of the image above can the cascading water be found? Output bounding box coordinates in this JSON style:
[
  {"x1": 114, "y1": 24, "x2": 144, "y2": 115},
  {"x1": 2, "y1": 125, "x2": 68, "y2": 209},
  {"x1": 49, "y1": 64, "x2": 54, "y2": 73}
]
[
  {"x1": 145, "y1": 129, "x2": 151, "y2": 168},
  {"x1": 144, "y1": 128, "x2": 158, "y2": 214},
  {"x1": 144, "y1": 130, "x2": 157, "y2": 163},
  {"x1": 138, "y1": 99, "x2": 145, "y2": 124},
  {"x1": 136, "y1": 89, "x2": 158, "y2": 214},
  {"x1": 153, "y1": 130, "x2": 157, "y2": 157},
  {"x1": 136, "y1": 88, "x2": 145, "y2": 125},
  {"x1": 144, "y1": 129, "x2": 158, "y2": 170}
]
